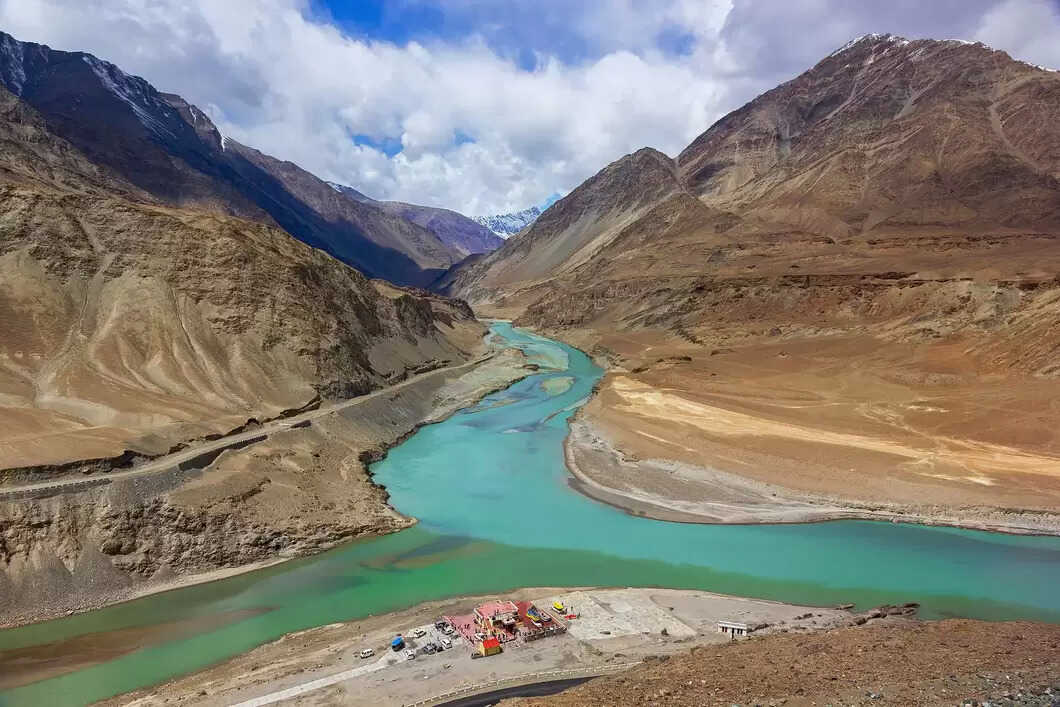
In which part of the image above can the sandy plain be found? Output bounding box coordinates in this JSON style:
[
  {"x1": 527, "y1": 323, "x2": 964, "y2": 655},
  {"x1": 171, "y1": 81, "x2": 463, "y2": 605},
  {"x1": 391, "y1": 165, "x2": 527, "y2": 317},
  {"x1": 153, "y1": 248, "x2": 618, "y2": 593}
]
[{"x1": 555, "y1": 328, "x2": 1060, "y2": 535}]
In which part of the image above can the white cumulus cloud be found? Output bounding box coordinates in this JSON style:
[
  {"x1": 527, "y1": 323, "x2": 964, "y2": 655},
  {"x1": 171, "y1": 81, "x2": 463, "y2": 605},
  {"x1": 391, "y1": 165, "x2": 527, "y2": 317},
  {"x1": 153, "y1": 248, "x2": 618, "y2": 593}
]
[
  {"x1": 0, "y1": 0, "x2": 1056, "y2": 215},
  {"x1": 975, "y1": 0, "x2": 1060, "y2": 70}
]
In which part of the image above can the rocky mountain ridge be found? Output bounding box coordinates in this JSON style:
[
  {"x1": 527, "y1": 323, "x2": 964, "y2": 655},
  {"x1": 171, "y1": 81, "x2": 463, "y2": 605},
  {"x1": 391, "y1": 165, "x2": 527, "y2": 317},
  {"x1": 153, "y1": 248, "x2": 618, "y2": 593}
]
[
  {"x1": 0, "y1": 80, "x2": 484, "y2": 472},
  {"x1": 0, "y1": 30, "x2": 484, "y2": 287},
  {"x1": 441, "y1": 34, "x2": 1060, "y2": 524},
  {"x1": 446, "y1": 34, "x2": 1060, "y2": 345},
  {"x1": 377, "y1": 201, "x2": 504, "y2": 257},
  {"x1": 325, "y1": 181, "x2": 504, "y2": 257},
  {"x1": 0, "y1": 34, "x2": 510, "y2": 624}
]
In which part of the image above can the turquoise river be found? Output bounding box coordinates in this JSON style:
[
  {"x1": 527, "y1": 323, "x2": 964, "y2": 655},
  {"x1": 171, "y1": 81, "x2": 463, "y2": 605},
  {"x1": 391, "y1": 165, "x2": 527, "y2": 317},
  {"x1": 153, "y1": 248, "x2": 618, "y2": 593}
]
[{"x1": 2, "y1": 323, "x2": 1059, "y2": 706}]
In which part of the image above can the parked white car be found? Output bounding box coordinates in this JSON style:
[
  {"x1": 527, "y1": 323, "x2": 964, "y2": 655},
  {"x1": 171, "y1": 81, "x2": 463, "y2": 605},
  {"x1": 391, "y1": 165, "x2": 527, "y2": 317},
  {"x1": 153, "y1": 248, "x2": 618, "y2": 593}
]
[
  {"x1": 440, "y1": 637, "x2": 452, "y2": 649},
  {"x1": 359, "y1": 648, "x2": 374, "y2": 659},
  {"x1": 404, "y1": 648, "x2": 416, "y2": 660},
  {"x1": 412, "y1": 628, "x2": 427, "y2": 638}
]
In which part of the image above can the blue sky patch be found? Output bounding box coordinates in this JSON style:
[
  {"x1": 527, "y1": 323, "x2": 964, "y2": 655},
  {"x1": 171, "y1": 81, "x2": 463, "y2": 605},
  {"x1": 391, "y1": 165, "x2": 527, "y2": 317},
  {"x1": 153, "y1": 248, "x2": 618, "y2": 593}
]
[
  {"x1": 311, "y1": 0, "x2": 599, "y2": 66},
  {"x1": 453, "y1": 129, "x2": 475, "y2": 147},
  {"x1": 353, "y1": 133, "x2": 403, "y2": 157},
  {"x1": 311, "y1": 0, "x2": 447, "y2": 46},
  {"x1": 539, "y1": 192, "x2": 561, "y2": 209}
]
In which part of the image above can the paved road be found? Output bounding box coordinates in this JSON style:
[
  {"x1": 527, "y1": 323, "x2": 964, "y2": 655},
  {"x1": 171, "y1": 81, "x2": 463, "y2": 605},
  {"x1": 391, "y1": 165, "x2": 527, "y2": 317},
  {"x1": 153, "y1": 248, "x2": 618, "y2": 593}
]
[
  {"x1": 435, "y1": 677, "x2": 592, "y2": 706},
  {"x1": 229, "y1": 655, "x2": 392, "y2": 707},
  {"x1": 230, "y1": 667, "x2": 607, "y2": 707},
  {"x1": 1, "y1": 352, "x2": 494, "y2": 499}
]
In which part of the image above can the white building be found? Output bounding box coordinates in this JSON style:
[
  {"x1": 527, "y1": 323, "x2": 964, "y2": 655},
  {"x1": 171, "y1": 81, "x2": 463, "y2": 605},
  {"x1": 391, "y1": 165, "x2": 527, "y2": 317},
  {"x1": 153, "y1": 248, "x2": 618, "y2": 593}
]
[{"x1": 718, "y1": 620, "x2": 750, "y2": 637}]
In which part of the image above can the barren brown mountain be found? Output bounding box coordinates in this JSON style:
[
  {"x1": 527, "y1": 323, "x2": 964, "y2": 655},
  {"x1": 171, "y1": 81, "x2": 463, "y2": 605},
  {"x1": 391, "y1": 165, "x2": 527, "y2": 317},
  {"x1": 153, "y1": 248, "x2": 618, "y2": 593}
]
[
  {"x1": 509, "y1": 619, "x2": 1060, "y2": 707},
  {"x1": 445, "y1": 35, "x2": 1060, "y2": 531},
  {"x1": 0, "y1": 83, "x2": 486, "y2": 471},
  {"x1": 0, "y1": 63, "x2": 519, "y2": 622},
  {"x1": 0, "y1": 31, "x2": 499, "y2": 287}
]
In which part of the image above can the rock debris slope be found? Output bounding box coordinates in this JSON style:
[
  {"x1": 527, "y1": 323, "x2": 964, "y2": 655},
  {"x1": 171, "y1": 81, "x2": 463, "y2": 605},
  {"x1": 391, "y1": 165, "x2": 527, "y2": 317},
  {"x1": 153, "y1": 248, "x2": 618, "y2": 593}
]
[{"x1": 510, "y1": 619, "x2": 1060, "y2": 707}]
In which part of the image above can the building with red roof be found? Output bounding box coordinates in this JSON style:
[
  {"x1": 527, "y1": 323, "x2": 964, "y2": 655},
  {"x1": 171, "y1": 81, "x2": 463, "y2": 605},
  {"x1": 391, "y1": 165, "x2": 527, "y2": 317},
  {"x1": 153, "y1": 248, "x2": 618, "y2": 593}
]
[
  {"x1": 478, "y1": 636, "x2": 502, "y2": 656},
  {"x1": 473, "y1": 600, "x2": 519, "y2": 639}
]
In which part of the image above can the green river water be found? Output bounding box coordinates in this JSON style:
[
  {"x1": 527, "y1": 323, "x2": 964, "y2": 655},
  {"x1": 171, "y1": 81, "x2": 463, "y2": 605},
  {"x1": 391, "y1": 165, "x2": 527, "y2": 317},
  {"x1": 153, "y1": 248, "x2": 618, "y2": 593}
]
[{"x1": 2, "y1": 323, "x2": 1059, "y2": 706}]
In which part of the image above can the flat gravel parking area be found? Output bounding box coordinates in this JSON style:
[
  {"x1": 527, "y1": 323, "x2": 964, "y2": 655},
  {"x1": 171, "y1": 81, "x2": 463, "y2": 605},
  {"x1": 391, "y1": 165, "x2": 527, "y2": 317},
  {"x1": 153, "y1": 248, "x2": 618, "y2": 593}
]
[
  {"x1": 104, "y1": 587, "x2": 859, "y2": 707},
  {"x1": 538, "y1": 590, "x2": 697, "y2": 641},
  {"x1": 401, "y1": 621, "x2": 460, "y2": 657}
]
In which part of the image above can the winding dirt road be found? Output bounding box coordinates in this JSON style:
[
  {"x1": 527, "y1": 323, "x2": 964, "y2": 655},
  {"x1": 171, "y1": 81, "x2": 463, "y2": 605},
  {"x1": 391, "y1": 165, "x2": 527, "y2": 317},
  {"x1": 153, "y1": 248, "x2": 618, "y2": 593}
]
[{"x1": 0, "y1": 352, "x2": 495, "y2": 500}]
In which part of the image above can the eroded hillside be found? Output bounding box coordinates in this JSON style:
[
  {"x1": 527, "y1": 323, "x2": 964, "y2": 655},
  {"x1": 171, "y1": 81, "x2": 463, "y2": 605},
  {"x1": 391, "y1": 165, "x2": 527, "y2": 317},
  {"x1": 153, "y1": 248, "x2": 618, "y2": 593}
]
[
  {"x1": 445, "y1": 35, "x2": 1060, "y2": 529},
  {"x1": 510, "y1": 619, "x2": 1060, "y2": 707},
  {"x1": 0, "y1": 79, "x2": 525, "y2": 623},
  {"x1": 0, "y1": 85, "x2": 483, "y2": 470}
]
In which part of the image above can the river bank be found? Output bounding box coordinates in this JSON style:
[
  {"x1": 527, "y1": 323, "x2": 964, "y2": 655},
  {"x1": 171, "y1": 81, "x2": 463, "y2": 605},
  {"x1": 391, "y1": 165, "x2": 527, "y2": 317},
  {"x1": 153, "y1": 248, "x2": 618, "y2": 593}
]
[
  {"x1": 95, "y1": 586, "x2": 872, "y2": 707},
  {"x1": 0, "y1": 345, "x2": 537, "y2": 628},
  {"x1": 3, "y1": 322, "x2": 1060, "y2": 707},
  {"x1": 564, "y1": 414, "x2": 1060, "y2": 536},
  {"x1": 503, "y1": 319, "x2": 1060, "y2": 537}
]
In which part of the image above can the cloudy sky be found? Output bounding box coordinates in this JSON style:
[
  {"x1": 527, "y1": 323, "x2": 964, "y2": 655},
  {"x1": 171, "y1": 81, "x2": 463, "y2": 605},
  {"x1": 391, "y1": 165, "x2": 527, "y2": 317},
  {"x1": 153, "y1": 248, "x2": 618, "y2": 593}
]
[{"x1": 2, "y1": 0, "x2": 1059, "y2": 215}]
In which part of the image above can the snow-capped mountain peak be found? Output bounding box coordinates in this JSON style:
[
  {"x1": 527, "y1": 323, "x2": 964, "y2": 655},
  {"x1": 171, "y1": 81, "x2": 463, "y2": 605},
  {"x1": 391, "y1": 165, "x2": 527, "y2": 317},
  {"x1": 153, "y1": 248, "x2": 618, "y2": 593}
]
[{"x1": 474, "y1": 206, "x2": 542, "y2": 238}]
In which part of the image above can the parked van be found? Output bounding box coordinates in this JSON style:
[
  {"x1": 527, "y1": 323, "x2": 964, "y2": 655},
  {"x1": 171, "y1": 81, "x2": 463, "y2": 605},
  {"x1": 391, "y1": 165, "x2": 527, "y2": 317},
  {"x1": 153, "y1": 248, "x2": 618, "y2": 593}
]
[{"x1": 359, "y1": 648, "x2": 374, "y2": 659}]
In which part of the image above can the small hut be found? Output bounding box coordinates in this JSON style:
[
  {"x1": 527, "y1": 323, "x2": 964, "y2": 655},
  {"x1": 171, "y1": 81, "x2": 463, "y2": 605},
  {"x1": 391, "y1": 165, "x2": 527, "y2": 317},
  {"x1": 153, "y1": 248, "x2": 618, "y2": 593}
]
[
  {"x1": 478, "y1": 636, "x2": 502, "y2": 657},
  {"x1": 718, "y1": 620, "x2": 750, "y2": 638}
]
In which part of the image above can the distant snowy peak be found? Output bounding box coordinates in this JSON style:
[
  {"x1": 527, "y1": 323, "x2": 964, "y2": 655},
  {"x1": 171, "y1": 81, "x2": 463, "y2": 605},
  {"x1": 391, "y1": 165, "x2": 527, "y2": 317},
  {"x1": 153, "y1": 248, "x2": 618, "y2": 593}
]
[
  {"x1": 475, "y1": 206, "x2": 542, "y2": 238},
  {"x1": 828, "y1": 33, "x2": 907, "y2": 58},
  {"x1": 826, "y1": 33, "x2": 990, "y2": 62}
]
